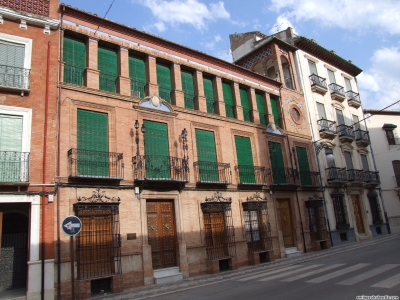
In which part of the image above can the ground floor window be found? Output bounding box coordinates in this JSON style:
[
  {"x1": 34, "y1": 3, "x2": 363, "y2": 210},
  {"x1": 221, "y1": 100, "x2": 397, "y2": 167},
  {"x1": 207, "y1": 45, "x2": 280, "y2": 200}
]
[
  {"x1": 305, "y1": 198, "x2": 328, "y2": 241},
  {"x1": 367, "y1": 190, "x2": 383, "y2": 225},
  {"x1": 331, "y1": 189, "x2": 349, "y2": 230}
]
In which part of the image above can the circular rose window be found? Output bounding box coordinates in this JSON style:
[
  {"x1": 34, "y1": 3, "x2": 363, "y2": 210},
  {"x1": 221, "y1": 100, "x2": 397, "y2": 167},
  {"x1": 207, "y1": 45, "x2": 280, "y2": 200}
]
[{"x1": 291, "y1": 107, "x2": 301, "y2": 122}]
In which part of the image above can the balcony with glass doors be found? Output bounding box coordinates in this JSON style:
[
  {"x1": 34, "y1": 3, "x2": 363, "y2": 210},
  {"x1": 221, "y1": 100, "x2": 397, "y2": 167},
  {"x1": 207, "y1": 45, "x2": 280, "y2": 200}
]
[
  {"x1": 355, "y1": 129, "x2": 371, "y2": 147},
  {"x1": 329, "y1": 83, "x2": 346, "y2": 102},
  {"x1": 346, "y1": 91, "x2": 361, "y2": 108},
  {"x1": 337, "y1": 124, "x2": 355, "y2": 143},
  {"x1": 0, "y1": 151, "x2": 30, "y2": 184},
  {"x1": 317, "y1": 119, "x2": 337, "y2": 140},
  {"x1": 309, "y1": 74, "x2": 328, "y2": 95}
]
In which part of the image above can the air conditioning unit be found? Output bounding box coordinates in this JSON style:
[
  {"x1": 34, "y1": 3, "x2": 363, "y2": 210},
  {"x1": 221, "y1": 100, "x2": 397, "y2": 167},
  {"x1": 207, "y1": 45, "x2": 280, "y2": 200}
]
[{"x1": 131, "y1": 90, "x2": 141, "y2": 98}]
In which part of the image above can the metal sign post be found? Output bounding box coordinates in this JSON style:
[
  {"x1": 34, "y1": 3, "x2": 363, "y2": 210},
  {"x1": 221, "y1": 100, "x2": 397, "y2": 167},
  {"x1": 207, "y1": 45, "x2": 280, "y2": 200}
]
[{"x1": 62, "y1": 216, "x2": 82, "y2": 300}]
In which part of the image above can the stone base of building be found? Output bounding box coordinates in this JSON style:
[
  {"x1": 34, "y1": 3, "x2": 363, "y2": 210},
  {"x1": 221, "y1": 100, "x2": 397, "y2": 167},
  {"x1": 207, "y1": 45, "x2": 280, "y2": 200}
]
[
  {"x1": 388, "y1": 216, "x2": 400, "y2": 234},
  {"x1": 206, "y1": 257, "x2": 238, "y2": 274},
  {"x1": 247, "y1": 250, "x2": 275, "y2": 266},
  {"x1": 330, "y1": 228, "x2": 356, "y2": 246},
  {"x1": 370, "y1": 223, "x2": 390, "y2": 237}
]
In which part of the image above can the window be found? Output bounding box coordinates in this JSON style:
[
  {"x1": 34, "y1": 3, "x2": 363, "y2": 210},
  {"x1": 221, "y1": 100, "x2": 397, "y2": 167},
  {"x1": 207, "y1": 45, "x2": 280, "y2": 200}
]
[
  {"x1": 360, "y1": 154, "x2": 369, "y2": 172},
  {"x1": 156, "y1": 63, "x2": 172, "y2": 103},
  {"x1": 256, "y1": 93, "x2": 266, "y2": 126},
  {"x1": 181, "y1": 70, "x2": 195, "y2": 109},
  {"x1": 269, "y1": 141, "x2": 286, "y2": 184},
  {"x1": 353, "y1": 115, "x2": 360, "y2": 130},
  {"x1": 385, "y1": 129, "x2": 396, "y2": 145},
  {"x1": 393, "y1": 160, "x2": 400, "y2": 187},
  {"x1": 203, "y1": 77, "x2": 215, "y2": 114},
  {"x1": 98, "y1": 47, "x2": 118, "y2": 93},
  {"x1": 222, "y1": 82, "x2": 235, "y2": 118},
  {"x1": 331, "y1": 190, "x2": 349, "y2": 229},
  {"x1": 63, "y1": 36, "x2": 86, "y2": 86},
  {"x1": 129, "y1": 55, "x2": 146, "y2": 98},
  {"x1": 195, "y1": 129, "x2": 218, "y2": 182},
  {"x1": 344, "y1": 151, "x2": 354, "y2": 170},
  {"x1": 336, "y1": 109, "x2": 345, "y2": 125},
  {"x1": 0, "y1": 33, "x2": 32, "y2": 90},
  {"x1": 327, "y1": 69, "x2": 336, "y2": 84},
  {"x1": 344, "y1": 77, "x2": 352, "y2": 92},
  {"x1": 316, "y1": 102, "x2": 326, "y2": 119},
  {"x1": 325, "y1": 148, "x2": 336, "y2": 168},
  {"x1": 281, "y1": 56, "x2": 293, "y2": 89},
  {"x1": 306, "y1": 200, "x2": 327, "y2": 241},
  {"x1": 308, "y1": 60, "x2": 317, "y2": 75},
  {"x1": 296, "y1": 147, "x2": 312, "y2": 186},
  {"x1": 367, "y1": 191, "x2": 383, "y2": 225},
  {"x1": 235, "y1": 136, "x2": 255, "y2": 184},
  {"x1": 270, "y1": 97, "x2": 281, "y2": 127},
  {"x1": 239, "y1": 88, "x2": 251, "y2": 122}
]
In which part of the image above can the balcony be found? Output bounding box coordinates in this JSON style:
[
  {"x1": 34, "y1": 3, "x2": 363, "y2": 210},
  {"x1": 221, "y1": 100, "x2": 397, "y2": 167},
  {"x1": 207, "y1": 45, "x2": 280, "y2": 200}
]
[
  {"x1": 337, "y1": 124, "x2": 355, "y2": 143},
  {"x1": 193, "y1": 161, "x2": 231, "y2": 185},
  {"x1": 347, "y1": 169, "x2": 365, "y2": 183},
  {"x1": 235, "y1": 165, "x2": 269, "y2": 186},
  {"x1": 99, "y1": 72, "x2": 117, "y2": 93},
  {"x1": 0, "y1": 151, "x2": 30, "y2": 184},
  {"x1": 346, "y1": 91, "x2": 361, "y2": 108},
  {"x1": 184, "y1": 92, "x2": 195, "y2": 110},
  {"x1": 329, "y1": 83, "x2": 346, "y2": 102},
  {"x1": 364, "y1": 171, "x2": 380, "y2": 187},
  {"x1": 132, "y1": 155, "x2": 189, "y2": 182},
  {"x1": 206, "y1": 99, "x2": 217, "y2": 114},
  {"x1": 0, "y1": 64, "x2": 30, "y2": 92},
  {"x1": 159, "y1": 87, "x2": 172, "y2": 103},
  {"x1": 317, "y1": 119, "x2": 337, "y2": 140},
  {"x1": 309, "y1": 74, "x2": 328, "y2": 95},
  {"x1": 299, "y1": 171, "x2": 321, "y2": 187},
  {"x1": 68, "y1": 149, "x2": 123, "y2": 180},
  {"x1": 131, "y1": 79, "x2": 146, "y2": 98},
  {"x1": 225, "y1": 103, "x2": 235, "y2": 118},
  {"x1": 242, "y1": 107, "x2": 252, "y2": 122},
  {"x1": 326, "y1": 167, "x2": 348, "y2": 183},
  {"x1": 355, "y1": 129, "x2": 371, "y2": 147},
  {"x1": 63, "y1": 64, "x2": 85, "y2": 86},
  {"x1": 271, "y1": 168, "x2": 300, "y2": 186}
]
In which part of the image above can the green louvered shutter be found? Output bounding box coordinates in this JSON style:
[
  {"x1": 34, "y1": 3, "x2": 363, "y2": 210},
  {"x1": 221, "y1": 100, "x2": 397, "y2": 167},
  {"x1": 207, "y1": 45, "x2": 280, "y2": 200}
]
[
  {"x1": 77, "y1": 109, "x2": 108, "y2": 177},
  {"x1": 0, "y1": 41, "x2": 25, "y2": 89},
  {"x1": 129, "y1": 55, "x2": 146, "y2": 98},
  {"x1": 203, "y1": 77, "x2": 215, "y2": 114},
  {"x1": 156, "y1": 63, "x2": 172, "y2": 103},
  {"x1": 98, "y1": 47, "x2": 118, "y2": 92},
  {"x1": 270, "y1": 97, "x2": 281, "y2": 127},
  {"x1": 0, "y1": 114, "x2": 23, "y2": 181},
  {"x1": 296, "y1": 147, "x2": 312, "y2": 186},
  {"x1": 144, "y1": 120, "x2": 170, "y2": 179},
  {"x1": 63, "y1": 37, "x2": 86, "y2": 85},
  {"x1": 235, "y1": 136, "x2": 255, "y2": 184},
  {"x1": 181, "y1": 71, "x2": 195, "y2": 109},
  {"x1": 240, "y1": 88, "x2": 251, "y2": 122},
  {"x1": 195, "y1": 129, "x2": 218, "y2": 182},
  {"x1": 269, "y1": 142, "x2": 286, "y2": 184},
  {"x1": 222, "y1": 82, "x2": 235, "y2": 118},
  {"x1": 256, "y1": 93, "x2": 266, "y2": 125}
]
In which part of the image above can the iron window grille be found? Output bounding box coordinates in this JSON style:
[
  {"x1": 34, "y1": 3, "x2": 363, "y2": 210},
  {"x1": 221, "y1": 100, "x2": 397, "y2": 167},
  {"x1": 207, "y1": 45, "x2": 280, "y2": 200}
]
[
  {"x1": 305, "y1": 198, "x2": 328, "y2": 241},
  {"x1": 63, "y1": 64, "x2": 85, "y2": 86},
  {"x1": 201, "y1": 192, "x2": 236, "y2": 260},
  {"x1": 331, "y1": 189, "x2": 349, "y2": 230},
  {"x1": 74, "y1": 189, "x2": 122, "y2": 280},
  {"x1": 367, "y1": 190, "x2": 383, "y2": 225}
]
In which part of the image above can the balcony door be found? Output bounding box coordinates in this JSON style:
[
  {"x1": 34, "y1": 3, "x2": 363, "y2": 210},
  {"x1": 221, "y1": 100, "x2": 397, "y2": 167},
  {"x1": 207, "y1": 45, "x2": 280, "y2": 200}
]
[
  {"x1": 235, "y1": 136, "x2": 255, "y2": 184},
  {"x1": 269, "y1": 142, "x2": 286, "y2": 184},
  {"x1": 277, "y1": 199, "x2": 294, "y2": 248},
  {"x1": 195, "y1": 129, "x2": 218, "y2": 182},
  {"x1": 351, "y1": 195, "x2": 365, "y2": 234},
  {"x1": 296, "y1": 147, "x2": 312, "y2": 186}
]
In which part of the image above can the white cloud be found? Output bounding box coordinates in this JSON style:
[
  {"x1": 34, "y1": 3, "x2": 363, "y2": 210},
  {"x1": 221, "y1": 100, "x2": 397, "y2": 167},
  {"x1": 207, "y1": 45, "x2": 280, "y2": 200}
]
[
  {"x1": 269, "y1": 15, "x2": 298, "y2": 35},
  {"x1": 358, "y1": 47, "x2": 400, "y2": 109},
  {"x1": 215, "y1": 49, "x2": 233, "y2": 62},
  {"x1": 269, "y1": 0, "x2": 400, "y2": 35},
  {"x1": 133, "y1": 0, "x2": 230, "y2": 32},
  {"x1": 214, "y1": 34, "x2": 222, "y2": 42}
]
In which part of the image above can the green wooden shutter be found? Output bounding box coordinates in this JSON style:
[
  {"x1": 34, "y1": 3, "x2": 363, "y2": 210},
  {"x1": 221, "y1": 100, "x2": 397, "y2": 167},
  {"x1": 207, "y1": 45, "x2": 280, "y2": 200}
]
[
  {"x1": 222, "y1": 82, "x2": 235, "y2": 118},
  {"x1": 181, "y1": 71, "x2": 195, "y2": 109},
  {"x1": 63, "y1": 37, "x2": 86, "y2": 85},
  {"x1": 77, "y1": 109, "x2": 108, "y2": 176},
  {"x1": 240, "y1": 88, "x2": 251, "y2": 122},
  {"x1": 270, "y1": 97, "x2": 280, "y2": 127},
  {"x1": 156, "y1": 63, "x2": 172, "y2": 103},
  {"x1": 144, "y1": 120, "x2": 170, "y2": 179},
  {"x1": 269, "y1": 142, "x2": 286, "y2": 184},
  {"x1": 235, "y1": 136, "x2": 255, "y2": 184},
  {"x1": 256, "y1": 93, "x2": 266, "y2": 125},
  {"x1": 296, "y1": 147, "x2": 312, "y2": 186},
  {"x1": 195, "y1": 129, "x2": 218, "y2": 181},
  {"x1": 129, "y1": 55, "x2": 146, "y2": 98},
  {"x1": 98, "y1": 47, "x2": 118, "y2": 92},
  {"x1": 203, "y1": 77, "x2": 215, "y2": 114},
  {"x1": 0, "y1": 114, "x2": 23, "y2": 182}
]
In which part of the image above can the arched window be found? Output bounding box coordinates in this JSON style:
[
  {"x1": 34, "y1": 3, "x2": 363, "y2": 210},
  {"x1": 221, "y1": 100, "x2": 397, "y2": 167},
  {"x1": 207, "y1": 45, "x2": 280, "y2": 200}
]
[
  {"x1": 281, "y1": 56, "x2": 293, "y2": 89},
  {"x1": 252, "y1": 62, "x2": 264, "y2": 75},
  {"x1": 265, "y1": 59, "x2": 277, "y2": 80}
]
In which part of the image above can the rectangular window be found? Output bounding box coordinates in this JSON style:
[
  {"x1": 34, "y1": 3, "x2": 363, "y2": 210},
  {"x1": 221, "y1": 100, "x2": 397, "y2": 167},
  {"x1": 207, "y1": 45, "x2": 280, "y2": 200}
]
[
  {"x1": 336, "y1": 109, "x2": 345, "y2": 125},
  {"x1": 385, "y1": 130, "x2": 396, "y2": 145},
  {"x1": 195, "y1": 129, "x2": 218, "y2": 182},
  {"x1": 181, "y1": 70, "x2": 195, "y2": 109},
  {"x1": 156, "y1": 63, "x2": 172, "y2": 103},
  {"x1": 296, "y1": 146, "x2": 312, "y2": 186},
  {"x1": 98, "y1": 47, "x2": 118, "y2": 92},
  {"x1": 306, "y1": 201, "x2": 327, "y2": 241},
  {"x1": 332, "y1": 193, "x2": 349, "y2": 229},
  {"x1": 269, "y1": 141, "x2": 286, "y2": 184},
  {"x1": 235, "y1": 136, "x2": 255, "y2": 184},
  {"x1": 129, "y1": 55, "x2": 146, "y2": 98},
  {"x1": 242, "y1": 204, "x2": 271, "y2": 253},
  {"x1": 256, "y1": 93, "x2": 266, "y2": 126},
  {"x1": 344, "y1": 151, "x2": 354, "y2": 169},
  {"x1": 327, "y1": 69, "x2": 336, "y2": 84},
  {"x1": 63, "y1": 36, "x2": 86, "y2": 86},
  {"x1": 0, "y1": 40, "x2": 26, "y2": 89},
  {"x1": 316, "y1": 102, "x2": 326, "y2": 120},
  {"x1": 360, "y1": 154, "x2": 369, "y2": 172},
  {"x1": 222, "y1": 82, "x2": 235, "y2": 118},
  {"x1": 344, "y1": 77, "x2": 352, "y2": 91},
  {"x1": 203, "y1": 77, "x2": 215, "y2": 114},
  {"x1": 270, "y1": 97, "x2": 281, "y2": 127},
  {"x1": 367, "y1": 194, "x2": 382, "y2": 225},
  {"x1": 308, "y1": 60, "x2": 318, "y2": 75},
  {"x1": 353, "y1": 114, "x2": 360, "y2": 130},
  {"x1": 239, "y1": 88, "x2": 251, "y2": 122}
]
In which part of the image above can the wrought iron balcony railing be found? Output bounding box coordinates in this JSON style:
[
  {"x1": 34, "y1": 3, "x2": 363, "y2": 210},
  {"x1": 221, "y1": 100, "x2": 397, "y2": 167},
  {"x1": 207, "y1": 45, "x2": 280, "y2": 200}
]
[
  {"x1": 159, "y1": 87, "x2": 172, "y2": 103},
  {"x1": 326, "y1": 167, "x2": 348, "y2": 182},
  {"x1": 193, "y1": 161, "x2": 231, "y2": 184},
  {"x1": 309, "y1": 74, "x2": 327, "y2": 89},
  {"x1": 299, "y1": 171, "x2": 321, "y2": 187},
  {"x1": 225, "y1": 103, "x2": 235, "y2": 118},
  {"x1": 68, "y1": 148, "x2": 123, "y2": 179},
  {"x1": 130, "y1": 79, "x2": 146, "y2": 98},
  {"x1": 317, "y1": 118, "x2": 337, "y2": 134},
  {"x1": 99, "y1": 72, "x2": 118, "y2": 93},
  {"x1": 271, "y1": 168, "x2": 300, "y2": 185},
  {"x1": 132, "y1": 155, "x2": 189, "y2": 182},
  {"x1": 205, "y1": 99, "x2": 216, "y2": 114},
  {"x1": 0, "y1": 64, "x2": 30, "y2": 90},
  {"x1": 346, "y1": 90, "x2": 361, "y2": 108},
  {"x1": 387, "y1": 137, "x2": 400, "y2": 145},
  {"x1": 347, "y1": 169, "x2": 365, "y2": 182},
  {"x1": 184, "y1": 92, "x2": 195, "y2": 110},
  {"x1": 329, "y1": 83, "x2": 345, "y2": 97},
  {"x1": 337, "y1": 124, "x2": 355, "y2": 141},
  {"x1": 242, "y1": 107, "x2": 252, "y2": 122},
  {"x1": 354, "y1": 129, "x2": 370, "y2": 145},
  {"x1": 393, "y1": 175, "x2": 400, "y2": 188},
  {"x1": 364, "y1": 171, "x2": 380, "y2": 184},
  {"x1": 235, "y1": 165, "x2": 269, "y2": 185},
  {"x1": 0, "y1": 151, "x2": 30, "y2": 183},
  {"x1": 63, "y1": 64, "x2": 85, "y2": 86}
]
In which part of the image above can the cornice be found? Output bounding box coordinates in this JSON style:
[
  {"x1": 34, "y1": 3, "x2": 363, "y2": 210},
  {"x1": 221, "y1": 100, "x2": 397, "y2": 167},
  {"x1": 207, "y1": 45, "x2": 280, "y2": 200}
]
[{"x1": 0, "y1": 6, "x2": 59, "y2": 29}]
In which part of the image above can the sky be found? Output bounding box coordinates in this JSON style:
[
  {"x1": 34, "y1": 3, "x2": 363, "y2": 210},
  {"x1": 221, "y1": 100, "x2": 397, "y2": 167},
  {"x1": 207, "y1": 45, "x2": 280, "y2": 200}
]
[{"x1": 62, "y1": 0, "x2": 400, "y2": 110}]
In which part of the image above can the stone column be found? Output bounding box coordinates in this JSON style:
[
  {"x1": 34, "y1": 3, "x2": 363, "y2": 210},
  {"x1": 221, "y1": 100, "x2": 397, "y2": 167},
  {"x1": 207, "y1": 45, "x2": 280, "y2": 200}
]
[{"x1": 85, "y1": 38, "x2": 99, "y2": 89}]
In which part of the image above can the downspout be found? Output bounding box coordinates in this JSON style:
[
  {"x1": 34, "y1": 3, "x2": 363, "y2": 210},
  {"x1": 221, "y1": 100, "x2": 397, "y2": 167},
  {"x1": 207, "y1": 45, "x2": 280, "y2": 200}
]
[{"x1": 41, "y1": 40, "x2": 51, "y2": 300}]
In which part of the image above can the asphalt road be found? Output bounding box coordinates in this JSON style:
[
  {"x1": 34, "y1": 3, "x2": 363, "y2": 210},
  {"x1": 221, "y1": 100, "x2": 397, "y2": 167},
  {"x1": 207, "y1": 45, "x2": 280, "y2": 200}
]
[{"x1": 148, "y1": 237, "x2": 400, "y2": 300}]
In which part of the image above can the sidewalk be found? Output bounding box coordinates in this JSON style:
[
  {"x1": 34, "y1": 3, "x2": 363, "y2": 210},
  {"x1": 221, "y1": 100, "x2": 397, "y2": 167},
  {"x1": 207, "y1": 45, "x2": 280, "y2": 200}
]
[{"x1": 96, "y1": 233, "x2": 399, "y2": 300}]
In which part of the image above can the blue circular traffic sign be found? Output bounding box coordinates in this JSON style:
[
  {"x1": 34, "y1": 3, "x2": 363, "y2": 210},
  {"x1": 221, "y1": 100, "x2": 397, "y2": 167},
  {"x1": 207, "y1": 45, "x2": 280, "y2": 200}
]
[{"x1": 62, "y1": 216, "x2": 82, "y2": 236}]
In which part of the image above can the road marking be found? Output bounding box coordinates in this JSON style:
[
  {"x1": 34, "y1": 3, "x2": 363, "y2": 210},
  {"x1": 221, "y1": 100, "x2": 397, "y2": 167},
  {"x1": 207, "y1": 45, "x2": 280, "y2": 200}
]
[
  {"x1": 371, "y1": 272, "x2": 400, "y2": 288},
  {"x1": 282, "y1": 264, "x2": 345, "y2": 282},
  {"x1": 257, "y1": 264, "x2": 323, "y2": 282},
  {"x1": 237, "y1": 265, "x2": 303, "y2": 281},
  {"x1": 336, "y1": 264, "x2": 400, "y2": 286},
  {"x1": 306, "y1": 263, "x2": 371, "y2": 283}
]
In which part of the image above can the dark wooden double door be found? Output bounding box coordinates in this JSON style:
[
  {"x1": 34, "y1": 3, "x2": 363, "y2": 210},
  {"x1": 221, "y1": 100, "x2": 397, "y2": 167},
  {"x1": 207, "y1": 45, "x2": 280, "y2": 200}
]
[{"x1": 147, "y1": 201, "x2": 177, "y2": 269}]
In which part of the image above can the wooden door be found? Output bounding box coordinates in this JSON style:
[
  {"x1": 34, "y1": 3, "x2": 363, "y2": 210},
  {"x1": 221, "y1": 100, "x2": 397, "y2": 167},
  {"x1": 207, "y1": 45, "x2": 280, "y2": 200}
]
[
  {"x1": 147, "y1": 201, "x2": 177, "y2": 269},
  {"x1": 351, "y1": 195, "x2": 365, "y2": 234},
  {"x1": 277, "y1": 200, "x2": 294, "y2": 247}
]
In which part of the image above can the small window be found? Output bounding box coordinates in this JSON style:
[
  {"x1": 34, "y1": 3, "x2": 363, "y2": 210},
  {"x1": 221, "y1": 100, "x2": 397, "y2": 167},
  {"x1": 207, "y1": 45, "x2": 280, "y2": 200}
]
[
  {"x1": 308, "y1": 60, "x2": 318, "y2": 75},
  {"x1": 385, "y1": 129, "x2": 396, "y2": 145},
  {"x1": 327, "y1": 69, "x2": 336, "y2": 84},
  {"x1": 344, "y1": 77, "x2": 352, "y2": 92},
  {"x1": 344, "y1": 151, "x2": 354, "y2": 170}
]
